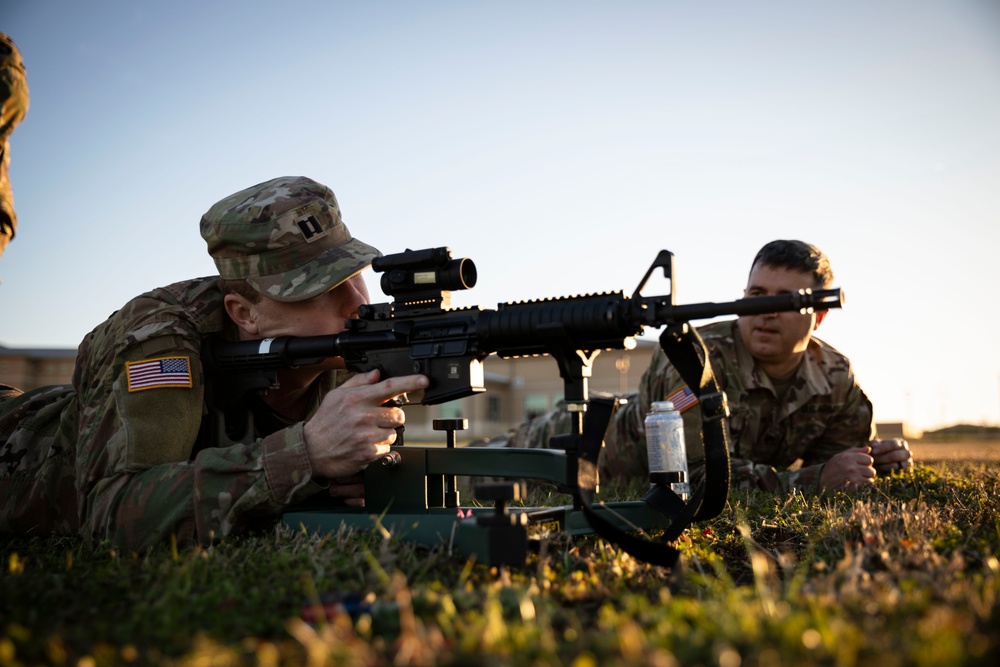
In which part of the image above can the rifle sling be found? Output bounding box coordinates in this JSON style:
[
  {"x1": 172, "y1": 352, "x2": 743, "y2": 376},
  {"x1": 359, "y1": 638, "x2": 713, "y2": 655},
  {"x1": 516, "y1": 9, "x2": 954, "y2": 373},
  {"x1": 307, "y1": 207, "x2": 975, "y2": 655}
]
[
  {"x1": 573, "y1": 322, "x2": 731, "y2": 568},
  {"x1": 656, "y1": 323, "x2": 731, "y2": 522}
]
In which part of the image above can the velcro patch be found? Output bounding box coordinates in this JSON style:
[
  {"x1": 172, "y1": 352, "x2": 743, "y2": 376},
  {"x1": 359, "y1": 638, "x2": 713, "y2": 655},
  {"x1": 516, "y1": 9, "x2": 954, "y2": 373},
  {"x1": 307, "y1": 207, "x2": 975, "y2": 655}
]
[
  {"x1": 125, "y1": 356, "x2": 193, "y2": 392},
  {"x1": 666, "y1": 385, "x2": 699, "y2": 413}
]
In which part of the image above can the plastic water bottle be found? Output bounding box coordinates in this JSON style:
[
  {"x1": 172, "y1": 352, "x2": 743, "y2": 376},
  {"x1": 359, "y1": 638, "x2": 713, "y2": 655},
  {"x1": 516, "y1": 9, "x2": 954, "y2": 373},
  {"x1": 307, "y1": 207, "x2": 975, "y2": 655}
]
[{"x1": 644, "y1": 400, "x2": 690, "y2": 500}]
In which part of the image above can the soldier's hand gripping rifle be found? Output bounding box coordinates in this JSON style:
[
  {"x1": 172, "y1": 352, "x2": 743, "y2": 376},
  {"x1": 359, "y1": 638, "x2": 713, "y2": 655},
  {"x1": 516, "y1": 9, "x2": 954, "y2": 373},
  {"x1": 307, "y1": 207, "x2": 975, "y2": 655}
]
[{"x1": 206, "y1": 247, "x2": 843, "y2": 566}]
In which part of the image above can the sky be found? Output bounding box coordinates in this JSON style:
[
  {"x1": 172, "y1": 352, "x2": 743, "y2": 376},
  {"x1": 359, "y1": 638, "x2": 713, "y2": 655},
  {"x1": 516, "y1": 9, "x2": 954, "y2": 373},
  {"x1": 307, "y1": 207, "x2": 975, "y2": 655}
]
[{"x1": 1, "y1": 0, "x2": 998, "y2": 433}]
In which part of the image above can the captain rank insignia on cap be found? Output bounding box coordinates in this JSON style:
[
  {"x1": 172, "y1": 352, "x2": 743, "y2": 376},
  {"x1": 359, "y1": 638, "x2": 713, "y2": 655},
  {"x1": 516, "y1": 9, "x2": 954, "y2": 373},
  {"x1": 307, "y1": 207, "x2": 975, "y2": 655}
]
[
  {"x1": 296, "y1": 215, "x2": 327, "y2": 242},
  {"x1": 126, "y1": 356, "x2": 193, "y2": 392}
]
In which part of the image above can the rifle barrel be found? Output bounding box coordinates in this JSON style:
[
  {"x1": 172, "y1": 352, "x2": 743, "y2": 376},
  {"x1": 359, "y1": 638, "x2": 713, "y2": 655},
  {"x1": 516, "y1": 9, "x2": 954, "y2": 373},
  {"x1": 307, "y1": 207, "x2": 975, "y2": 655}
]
[{"x1": 652, "y1": 287, "x2": 843, "y2": 323}]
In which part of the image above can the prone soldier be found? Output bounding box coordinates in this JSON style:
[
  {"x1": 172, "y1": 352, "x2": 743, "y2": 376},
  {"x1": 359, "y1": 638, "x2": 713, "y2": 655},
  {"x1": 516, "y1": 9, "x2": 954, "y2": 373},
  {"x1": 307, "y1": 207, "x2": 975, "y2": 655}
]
[
  {"x1": 494, "y1": 240, "x2": 913, "y2": 493},
  {"x1": 0, "y1": 176, "x2": 428, "y2": 548}
]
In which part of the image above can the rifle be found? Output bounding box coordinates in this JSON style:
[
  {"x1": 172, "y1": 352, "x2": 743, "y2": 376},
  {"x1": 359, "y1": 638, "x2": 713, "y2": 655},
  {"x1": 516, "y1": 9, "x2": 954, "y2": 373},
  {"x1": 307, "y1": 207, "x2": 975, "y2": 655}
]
[{"x1": 206, "y1": 247, "x2": 843, "y2": 567}]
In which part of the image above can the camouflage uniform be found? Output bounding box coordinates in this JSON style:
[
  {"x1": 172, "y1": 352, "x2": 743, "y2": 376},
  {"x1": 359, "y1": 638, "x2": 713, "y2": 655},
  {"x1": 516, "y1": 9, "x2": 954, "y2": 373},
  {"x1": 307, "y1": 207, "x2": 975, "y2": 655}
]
[
  {"x1": 0, "y1": 33, "x2": 29, "y2": 260},
  {"x1": 0, "y1": 177, "x2": 380, "y2": 549},
  {"x1": 505, "y1": 320, "x2": 875, "y2": 493}
]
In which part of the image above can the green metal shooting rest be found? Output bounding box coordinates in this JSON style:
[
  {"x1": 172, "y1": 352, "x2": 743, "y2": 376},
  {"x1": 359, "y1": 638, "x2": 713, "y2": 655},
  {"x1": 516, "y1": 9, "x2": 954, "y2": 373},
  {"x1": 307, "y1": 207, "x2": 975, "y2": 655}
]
[{"x1": 282, "y1": 419, "x2": 669, "y2": 566}]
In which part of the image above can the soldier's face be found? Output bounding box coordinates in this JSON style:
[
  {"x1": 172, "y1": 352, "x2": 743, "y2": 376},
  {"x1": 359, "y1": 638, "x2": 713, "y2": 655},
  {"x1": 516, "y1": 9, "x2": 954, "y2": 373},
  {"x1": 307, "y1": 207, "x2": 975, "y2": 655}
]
[
  {"x1": 737, "y1": 263, "x2": 823, "y2": 369},
  {"x1": 253, "y1": 273, "x2": 371, "y2": 339}
]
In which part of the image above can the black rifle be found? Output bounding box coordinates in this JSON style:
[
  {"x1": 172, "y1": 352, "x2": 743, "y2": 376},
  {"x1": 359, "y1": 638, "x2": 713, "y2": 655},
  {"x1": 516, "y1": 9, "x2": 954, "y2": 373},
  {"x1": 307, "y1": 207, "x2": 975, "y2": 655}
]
[{"x1": 206, "y1": 247, "x2": 843, "y2": 566}]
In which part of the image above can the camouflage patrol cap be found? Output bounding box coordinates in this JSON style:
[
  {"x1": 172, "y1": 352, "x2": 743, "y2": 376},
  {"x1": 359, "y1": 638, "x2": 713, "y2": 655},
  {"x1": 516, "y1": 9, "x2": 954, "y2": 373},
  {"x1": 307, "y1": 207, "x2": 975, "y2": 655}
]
[{"x1": 200, "y1": 176, "x2": 381, "y2": 302}]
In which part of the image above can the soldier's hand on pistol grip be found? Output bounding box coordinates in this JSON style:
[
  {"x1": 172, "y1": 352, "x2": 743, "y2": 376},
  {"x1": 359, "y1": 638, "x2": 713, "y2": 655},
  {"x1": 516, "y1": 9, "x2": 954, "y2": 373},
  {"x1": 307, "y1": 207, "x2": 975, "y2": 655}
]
[{"x1": 302, "y1": 369, "x2": 429, "y2": 479}]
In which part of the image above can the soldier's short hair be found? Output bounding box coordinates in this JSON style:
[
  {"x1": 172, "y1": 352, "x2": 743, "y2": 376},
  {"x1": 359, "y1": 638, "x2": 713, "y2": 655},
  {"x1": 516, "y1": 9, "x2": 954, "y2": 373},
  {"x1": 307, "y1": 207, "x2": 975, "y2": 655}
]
[
  {"x1": 750, "y1": 240, "x2": 834, "y2": 289},
  {"x1": 218, "y1": 278, "x2": 261, "y2": 304}
]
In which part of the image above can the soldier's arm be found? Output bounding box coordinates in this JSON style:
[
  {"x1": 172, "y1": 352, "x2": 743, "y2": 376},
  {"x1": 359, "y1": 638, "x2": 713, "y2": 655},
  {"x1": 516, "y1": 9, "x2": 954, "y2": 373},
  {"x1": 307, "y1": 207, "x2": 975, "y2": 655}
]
[
  {"x1": 75, "y1": 335, "x2": 326, "y2": 550},
  {"x1": 763, "y1": 381, "x2": 875, "y2": 492},
  {"x1": 795, "y1": 382, "x2": 875, "y2": 487}
]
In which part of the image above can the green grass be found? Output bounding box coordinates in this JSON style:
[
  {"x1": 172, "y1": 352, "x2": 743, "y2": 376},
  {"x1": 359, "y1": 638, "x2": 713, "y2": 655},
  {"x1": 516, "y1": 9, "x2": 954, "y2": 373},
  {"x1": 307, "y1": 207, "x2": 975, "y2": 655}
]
[{"x1": 2, "y1": 461, "x2": 998, "y2": 666}]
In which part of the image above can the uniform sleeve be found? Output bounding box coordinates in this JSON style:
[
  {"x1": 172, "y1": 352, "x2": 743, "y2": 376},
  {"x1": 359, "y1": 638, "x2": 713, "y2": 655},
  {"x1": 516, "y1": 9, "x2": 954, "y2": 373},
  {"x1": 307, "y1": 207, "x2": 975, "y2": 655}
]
[
  {"x1": 75, "y1": 332, "x2": 326, "y2": 550},
  {"x1": 802, "y1": 381, "x2": 876, "y2": 464},
  {"x1": 769, "y1": 381, "x2": 875, "y2": 493}
]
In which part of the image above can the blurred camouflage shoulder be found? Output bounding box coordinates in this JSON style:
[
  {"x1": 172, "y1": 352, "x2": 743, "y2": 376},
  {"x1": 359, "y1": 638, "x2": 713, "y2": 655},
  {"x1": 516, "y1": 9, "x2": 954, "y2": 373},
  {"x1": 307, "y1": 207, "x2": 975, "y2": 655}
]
[{"x1": 0, "y1": 32, "x2": 29, "y2": 257}]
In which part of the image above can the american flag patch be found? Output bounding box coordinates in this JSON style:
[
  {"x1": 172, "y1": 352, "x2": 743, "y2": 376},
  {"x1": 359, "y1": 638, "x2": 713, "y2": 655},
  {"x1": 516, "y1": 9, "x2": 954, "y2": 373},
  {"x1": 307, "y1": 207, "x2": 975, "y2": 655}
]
[
  {"x1": 666, "y1": 385, "x2": 699, "y2": 413},
  {"x1": 126, "y1": 356, "x2": 193, "y2": 392}
]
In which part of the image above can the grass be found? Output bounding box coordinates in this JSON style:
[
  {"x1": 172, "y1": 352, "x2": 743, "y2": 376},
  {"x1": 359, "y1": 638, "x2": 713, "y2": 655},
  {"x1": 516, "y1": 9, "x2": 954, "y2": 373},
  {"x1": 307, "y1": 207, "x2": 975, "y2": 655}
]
[{"x1": 2, "y1": 458, "x2": 998, "y2": 666}]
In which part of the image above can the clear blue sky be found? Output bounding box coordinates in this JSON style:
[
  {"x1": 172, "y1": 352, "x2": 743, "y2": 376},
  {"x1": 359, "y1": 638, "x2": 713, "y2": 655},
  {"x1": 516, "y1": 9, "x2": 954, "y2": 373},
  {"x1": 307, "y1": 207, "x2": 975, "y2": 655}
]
[{"x1": 2, "y1": 0, "x2": 999, "y2": 432}]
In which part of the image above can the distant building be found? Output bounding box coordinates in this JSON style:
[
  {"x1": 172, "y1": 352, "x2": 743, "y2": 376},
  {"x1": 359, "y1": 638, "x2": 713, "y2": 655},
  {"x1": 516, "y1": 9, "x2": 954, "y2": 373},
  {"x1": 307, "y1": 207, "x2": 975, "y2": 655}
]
[
  {"x1": 0, "y1": 345, "x2": 77, "y2": 390},
  {"x1": 873, "y1": 422, "x2": 919, "y2": 440}
]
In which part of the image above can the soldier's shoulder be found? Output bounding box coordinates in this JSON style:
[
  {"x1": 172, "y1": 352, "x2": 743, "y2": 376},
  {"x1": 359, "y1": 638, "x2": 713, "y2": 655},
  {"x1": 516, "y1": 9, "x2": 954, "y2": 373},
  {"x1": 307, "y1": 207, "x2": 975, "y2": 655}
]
[
  {"x1": 116, "y1": 277, "x2": 220, "y2": 320},
  {"x1": 0, "y1": 32, "x2": 25, "y2": 66},
  {"x1": 808, "y1": 335, "x2": 854, "y2": 370},
  {"x1": 805, "y1": 336, "x2": 863, "y2": 396},
  {"x1": 82, "y1": 277, "x2": 225, "y2": 351}
]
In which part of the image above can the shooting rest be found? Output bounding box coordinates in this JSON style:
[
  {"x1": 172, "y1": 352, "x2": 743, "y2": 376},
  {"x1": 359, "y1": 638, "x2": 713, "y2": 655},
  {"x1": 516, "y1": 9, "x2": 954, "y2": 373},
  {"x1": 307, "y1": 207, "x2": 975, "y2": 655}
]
[{"x1": 283, "y1": 418, "x2": 675, "y2": 567}]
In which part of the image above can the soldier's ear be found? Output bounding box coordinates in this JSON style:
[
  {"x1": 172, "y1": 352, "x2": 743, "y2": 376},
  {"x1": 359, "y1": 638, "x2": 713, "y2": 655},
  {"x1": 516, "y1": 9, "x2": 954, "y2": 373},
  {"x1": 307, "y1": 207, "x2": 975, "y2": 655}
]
[{"x1": 224, "y1": 293, "x2": 260, "y2": 337}]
